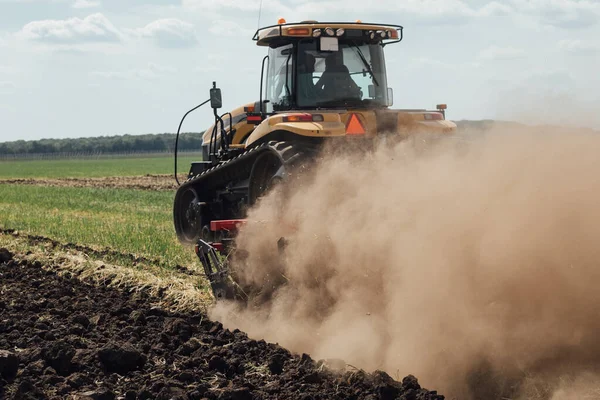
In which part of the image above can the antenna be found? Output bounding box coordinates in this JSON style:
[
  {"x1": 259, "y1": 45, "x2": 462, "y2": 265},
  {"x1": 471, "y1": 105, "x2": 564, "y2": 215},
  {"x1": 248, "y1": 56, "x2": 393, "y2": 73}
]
[{"x1": 257, "y1": 0, "x2": 263, "y2": 29}]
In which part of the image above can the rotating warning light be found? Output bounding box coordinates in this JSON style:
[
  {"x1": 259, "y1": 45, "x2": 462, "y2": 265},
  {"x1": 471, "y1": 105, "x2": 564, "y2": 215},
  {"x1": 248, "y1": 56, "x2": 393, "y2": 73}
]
[{"x1": 278, "y1": 18, "x2": 286, "y2": 24}]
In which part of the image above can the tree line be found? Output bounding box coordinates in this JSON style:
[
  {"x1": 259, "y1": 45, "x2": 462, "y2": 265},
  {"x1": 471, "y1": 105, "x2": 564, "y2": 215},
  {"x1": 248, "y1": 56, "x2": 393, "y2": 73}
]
[{"x1": 0, "y1": 132, "x2": 204, "y2": 156}]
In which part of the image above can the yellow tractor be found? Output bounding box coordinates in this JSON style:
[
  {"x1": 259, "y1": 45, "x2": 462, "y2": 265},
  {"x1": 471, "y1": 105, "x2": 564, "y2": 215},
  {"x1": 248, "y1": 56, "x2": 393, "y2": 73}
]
[{"x1": 173, "y1": 19, "x2": 456, "y2": 300}]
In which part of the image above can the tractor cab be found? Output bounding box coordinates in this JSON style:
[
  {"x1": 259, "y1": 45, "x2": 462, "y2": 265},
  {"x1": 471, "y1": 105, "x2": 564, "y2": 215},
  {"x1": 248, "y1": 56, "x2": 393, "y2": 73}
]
[
  {"x1": 254, "y1": 20, "x2": 402, "y2": 113},
  {"x1": 194, "y1": 19, "x2": 454, "y2": 173}
]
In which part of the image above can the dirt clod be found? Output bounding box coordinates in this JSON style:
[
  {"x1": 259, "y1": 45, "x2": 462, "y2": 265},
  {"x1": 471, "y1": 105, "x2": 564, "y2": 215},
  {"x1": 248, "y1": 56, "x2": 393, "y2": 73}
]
[
  {"x1": 97, "y1": 344, "x2": 146, "y2": 375},
  {"x1": 41, "y1": 340, "x2": 76, "y2": 376},
  {"x1": 0, "y1": 247, "x2": 13, "y2": 263},
  {"x1": 267, "y1": 354, "x2": 284, "y2": 374},
  {"x1": 78, "y1": 388, "x2": 116, "y2": 400},
  {"x1": 0, "y1": 350, "x2": 19, "y2": 380}
]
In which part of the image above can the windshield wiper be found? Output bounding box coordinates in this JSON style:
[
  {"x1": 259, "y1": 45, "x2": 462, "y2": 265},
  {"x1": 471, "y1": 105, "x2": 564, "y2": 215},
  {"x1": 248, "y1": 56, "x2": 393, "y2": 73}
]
[
  {"x1": 284, "y1": 52, "x2": 292, "y2": 97},
  {"x1": 350, "y1": 41, "x2": 379, "y2": 86}
]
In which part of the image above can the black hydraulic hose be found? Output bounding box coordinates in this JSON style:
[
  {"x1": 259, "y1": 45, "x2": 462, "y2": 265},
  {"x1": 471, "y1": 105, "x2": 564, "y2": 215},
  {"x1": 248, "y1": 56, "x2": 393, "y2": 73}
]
[
  {"x1": 220, "y1": 112, "x2": 233, "y2": 145},
  {"x1": 209, "y1": 111, "x2": 224, "y2": 158},
  {"x1": 212, "y1": 107, "x2": 227, "y2": 154},
  {"x1": 174, "y1": 99, "x2": 210, "y2": 186}
]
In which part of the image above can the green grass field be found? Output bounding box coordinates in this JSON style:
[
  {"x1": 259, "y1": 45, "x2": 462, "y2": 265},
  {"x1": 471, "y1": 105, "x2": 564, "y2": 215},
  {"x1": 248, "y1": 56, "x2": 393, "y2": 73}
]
[
  {"x1": 0, "y1": 153, "x2": 202, "y2": 179},
  {"x1": 0, "y1": 184, "x2": 197, "y2": 269}
]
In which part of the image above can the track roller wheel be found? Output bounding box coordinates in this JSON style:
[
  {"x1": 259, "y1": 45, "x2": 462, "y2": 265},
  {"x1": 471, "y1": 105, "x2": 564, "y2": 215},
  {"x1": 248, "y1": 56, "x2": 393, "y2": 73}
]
[{"x1": 173, "y1": 187, "x2": 207, "y2": 246}]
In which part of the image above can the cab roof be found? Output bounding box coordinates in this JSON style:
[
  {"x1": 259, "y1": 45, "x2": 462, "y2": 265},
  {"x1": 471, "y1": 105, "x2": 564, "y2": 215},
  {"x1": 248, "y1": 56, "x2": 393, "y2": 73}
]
[{"x1": 253, "y1": 20, "x2": 403, "y2": 47}]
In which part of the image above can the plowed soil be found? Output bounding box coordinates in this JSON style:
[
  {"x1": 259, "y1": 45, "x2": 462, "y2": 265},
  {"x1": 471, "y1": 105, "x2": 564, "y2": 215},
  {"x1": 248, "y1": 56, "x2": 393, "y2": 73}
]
[
  {"x1": 0, "y1": 175, "x2": 176, "y2": 191},
  {"x1": 0, "y1": 248, "x2": 444, "y2": 400}
]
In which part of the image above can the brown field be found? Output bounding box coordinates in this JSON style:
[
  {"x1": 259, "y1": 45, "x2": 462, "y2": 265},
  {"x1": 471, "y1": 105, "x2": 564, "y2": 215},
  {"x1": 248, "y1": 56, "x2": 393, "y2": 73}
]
[
  {"x1": 0, "y1": 246, "x2": 441, "y2": 400},
  {"x1": 0, "y1": 174, "x2": 177, "y2": 191}
]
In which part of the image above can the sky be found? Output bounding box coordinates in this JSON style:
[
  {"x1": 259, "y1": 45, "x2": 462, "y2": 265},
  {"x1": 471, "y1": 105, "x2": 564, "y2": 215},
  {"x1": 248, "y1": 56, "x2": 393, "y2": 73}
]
[{"x1": 0, "y1": 0, "x2": 599, "y2": 142}]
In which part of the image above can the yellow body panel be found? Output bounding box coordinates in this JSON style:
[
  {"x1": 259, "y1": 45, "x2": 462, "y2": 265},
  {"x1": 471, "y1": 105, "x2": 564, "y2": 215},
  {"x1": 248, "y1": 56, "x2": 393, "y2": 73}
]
[
  {"x1": 245, "y1": 112, "x2": 346, "y2": 147},
  {"x1": 202, "y1": 106, "x2": 457, "y2": 150}
]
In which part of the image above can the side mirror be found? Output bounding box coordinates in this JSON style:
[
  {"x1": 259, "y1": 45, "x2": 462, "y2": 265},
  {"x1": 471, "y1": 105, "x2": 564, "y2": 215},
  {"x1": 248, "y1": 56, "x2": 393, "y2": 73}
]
[
  {"x1": 263, "y1": 99, "x2": 272, "y2": 114},
  {"x1": 387, "y1": 87, "x2": 394, "y2": 107},
  {"x1": 210, "y1": 81, "x2": 222, "y2": 109},
  {"x1": 368, "y1": 84, "x2": 375, "y2": 98}
]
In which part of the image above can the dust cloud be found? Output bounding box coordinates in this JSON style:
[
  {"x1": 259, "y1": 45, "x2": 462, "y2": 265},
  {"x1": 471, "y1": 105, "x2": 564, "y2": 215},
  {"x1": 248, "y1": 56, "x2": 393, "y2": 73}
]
[{"x1": 210, "y1": 123, "x2": 600, "y2": 399}]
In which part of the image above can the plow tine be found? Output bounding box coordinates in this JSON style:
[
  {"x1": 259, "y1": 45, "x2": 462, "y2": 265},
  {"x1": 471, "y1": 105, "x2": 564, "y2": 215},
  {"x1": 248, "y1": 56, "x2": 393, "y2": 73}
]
[
  {"x1": 195, "y1": 239, "x2": 235, "y2": 300},
  {"x1": 195, "y1": 239, "x2": 247, "y2": 301}
]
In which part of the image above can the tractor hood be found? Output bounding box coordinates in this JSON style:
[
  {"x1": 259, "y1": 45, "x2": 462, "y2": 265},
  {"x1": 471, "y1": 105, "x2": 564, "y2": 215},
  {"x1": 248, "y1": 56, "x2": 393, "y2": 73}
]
[{"x1": 201, "y1": 103, "x2": 457, "y2": 149}]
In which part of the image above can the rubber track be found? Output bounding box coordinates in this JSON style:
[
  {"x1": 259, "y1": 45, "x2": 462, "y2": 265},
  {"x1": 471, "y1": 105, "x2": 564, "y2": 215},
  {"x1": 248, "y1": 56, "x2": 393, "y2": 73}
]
[{"x1": 175, "y1": 140, "x2": 316, "y2": 204}]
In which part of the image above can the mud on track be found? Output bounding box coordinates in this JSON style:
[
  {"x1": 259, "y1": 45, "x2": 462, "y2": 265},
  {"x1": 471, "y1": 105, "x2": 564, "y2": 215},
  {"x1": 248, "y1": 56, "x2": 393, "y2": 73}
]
[
  {"x1": 0, "y1": 248, "x2": 443, "y2": 400},
  {"x1": 0, "y1": 175, "x2": 177, "y2": 191}
]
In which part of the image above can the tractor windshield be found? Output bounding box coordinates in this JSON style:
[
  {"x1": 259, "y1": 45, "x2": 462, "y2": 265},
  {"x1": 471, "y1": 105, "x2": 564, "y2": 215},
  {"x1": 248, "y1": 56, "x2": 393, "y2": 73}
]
[{"x1": 296, "y1": 39, "x2": 390, "y2": 108}]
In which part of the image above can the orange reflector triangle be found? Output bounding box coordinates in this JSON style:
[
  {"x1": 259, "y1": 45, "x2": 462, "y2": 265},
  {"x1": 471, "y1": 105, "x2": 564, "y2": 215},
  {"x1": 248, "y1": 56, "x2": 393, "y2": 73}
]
[{"x1": 345, "y1": 113, "x2": 366, "y2": 135}]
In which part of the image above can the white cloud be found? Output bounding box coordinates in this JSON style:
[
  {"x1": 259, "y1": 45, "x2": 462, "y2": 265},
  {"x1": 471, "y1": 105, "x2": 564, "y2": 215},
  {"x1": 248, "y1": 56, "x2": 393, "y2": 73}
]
[
  {"x1": 0, "y1": 65, "x2": 16, "y2": 75},
  {"x1": 510, "y1": 0, "x2": 600, "y2": 29},
  {"x1": 183, "y1": 0, "x2": 274, "y2": 12},
  {"x1": 90, "y1": 63, "x2": 177, "y2": 80},
  {"x1": 0, "y1": 0, "x2": 69, "y2": 3},
  {"x1": 343, "y1": 0, "x2": 511, "y2": 19},
  {"x1": 557, "y1": 39, "x2": 599, "y2": 54},
  {"x1": 408, "y1": 57, "x2": 481, "y2": 71},
  {"x1": 183, "y1": 0, "x2": 511, "y2": 25},
  {"x1": 0, "y1": 81, "x2": 16, "y2": 94},
  {"x1": 0, "y1": 32, "x2": 12, "y2": 48},
  {"x1": 478, "y1": 45, "x2": 526, "y2": 61},
  {"x1": 0, "y1": 103, "x2": 16, "y2": 113},
  {"x1": 72, "y1": 0, "x2": 101, "y2": 9},
  {"x1": 209, "y1": 20, "x2": 254, "y2": 37},
  {"x1": 180, "y1": 0, "x2": 599, "y2": 29},
  {"x1": 130, "y1": 18, "x2": 198, "y2": 48},
  {"x1": 17, "y1": 13, "x2": 122, "y2": 43}
]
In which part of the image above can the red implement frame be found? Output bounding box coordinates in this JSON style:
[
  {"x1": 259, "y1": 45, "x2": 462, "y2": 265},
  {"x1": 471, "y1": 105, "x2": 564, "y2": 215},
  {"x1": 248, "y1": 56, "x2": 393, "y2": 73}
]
[{"x1": 210, "y1": 219, "x2": 247, "y2": 232}]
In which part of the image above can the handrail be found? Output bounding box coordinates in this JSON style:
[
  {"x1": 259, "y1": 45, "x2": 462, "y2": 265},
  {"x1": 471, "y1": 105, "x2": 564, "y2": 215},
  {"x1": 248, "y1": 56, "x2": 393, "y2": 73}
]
[{"x1": 174, "y1": 99, "x2": 210, "y2": 186}]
